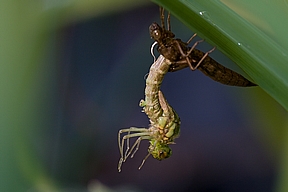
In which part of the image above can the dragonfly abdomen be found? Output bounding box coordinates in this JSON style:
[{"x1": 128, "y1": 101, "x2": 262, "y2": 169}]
[
  {"x1": 141, "y1": 56, "x2": 172, "y2": 123},
  {"x1": 192, "y1": 49, "x2": 257, "y2": 87}
]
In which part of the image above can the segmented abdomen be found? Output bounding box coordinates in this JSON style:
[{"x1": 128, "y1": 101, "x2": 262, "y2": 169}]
[
  {"x1": 191, "y1": 49, "x2": 257, "y2": 87},
  {"x1": 142, "y1": 56, "x2": 172, "y2": 123}
]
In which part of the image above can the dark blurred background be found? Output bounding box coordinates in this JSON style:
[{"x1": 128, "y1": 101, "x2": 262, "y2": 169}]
[{"x1": 2, "y1": 1, "x2": 287, "y2": 192}]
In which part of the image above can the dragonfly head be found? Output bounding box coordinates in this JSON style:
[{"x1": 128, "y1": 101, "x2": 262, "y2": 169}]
[
  {"x1": 149, "y1": 22, "x2": 175, "y2": 44},
  {"x1": 149, "y1": 22, "x2": 163, "y2": 42},
  {"x1": 149, "y1": 140, "x2": 172, "y2": 160}
]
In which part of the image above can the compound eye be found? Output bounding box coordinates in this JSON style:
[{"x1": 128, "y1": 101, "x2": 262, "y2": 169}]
[
  {"x1": 152, "y1": 29, "x2": 161, "y2": 40},
  {"x1": 159, "y1": 151, "x2": 168, "y2": 159},
  {"x1": 158, "y1": 148, "x2": 171, "y2": 160}
]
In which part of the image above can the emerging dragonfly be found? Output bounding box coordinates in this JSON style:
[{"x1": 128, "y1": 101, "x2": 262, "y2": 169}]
[
  {"x1": 118, "y1": 55, "x2": 180, "y2": 172},
  {"x1": 150, "y1": 7, "x2": 257, "y2": 87}
]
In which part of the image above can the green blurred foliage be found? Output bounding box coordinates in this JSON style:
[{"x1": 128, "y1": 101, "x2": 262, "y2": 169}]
[
  {"x1": 153, "y1": 0, "x2": 288, "y2": 111},
  {"x1": 0, "y1": 0, "x2": 147, "y2": 191},
  {"x1": 1, "y1": 0, "x2": 287, "y2": 191},
  {"x1": 153, "y1": 1, "x2": 288, "y2": 191}
]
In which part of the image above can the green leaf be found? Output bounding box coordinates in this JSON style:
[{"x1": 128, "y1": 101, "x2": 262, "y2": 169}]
[{"x1": 152, "y1": 0, "x2": 288, "y2": 111}]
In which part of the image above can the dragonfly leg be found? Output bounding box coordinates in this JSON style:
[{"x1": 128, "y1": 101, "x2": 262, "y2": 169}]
[
  {"x1": 175, "y1": 39, "x2": 204, "y2": 70},
  {"x1": 138, "y1": 140, "x2": 158, "y2": 170},
  {"x1": 123, "y1": 132, "x2": 146, "y2": 161},
  {"x1": 129, "y1": 137, "x2": 142, "y2": 158},
  {"x1": 193, "y1": 47, "x2": 216, "y2": 70},
  {"x1": 186, "y1": 33, "x2": 197, "y2": 44},
  {"x1": 118, "y1": 128, "x2": 147, "y2": 158},
  {"x1": 118, "y1": 158, "x2": 124, "y2": 172},
  {"x1": 186, "y1": 39, "x2": 204, "y2": 56},
  {"x1": 159, "y1": 6, "x2": 171, "y2": 31},
  {"x1": 121, "y1": 130, "x2": 150, "y2": 159},
  {"x1": 123, "y1": 130, "x2": 131, "y2": 160},
  {"x1": 175, "y1": 39, "x2": 216, "y2": 71},
  {"x1": 167, "y1": 11, "x2": 171, "y2": 31},
  {"x1": 160, "y1": 6, "x2": 165, "y2": 29},
  {"x1": 138, "y1": 152, "x2": 151, "y2": 170},
  {"x1": 118, "y1": 128, "x2": 151, "y2": 172}
]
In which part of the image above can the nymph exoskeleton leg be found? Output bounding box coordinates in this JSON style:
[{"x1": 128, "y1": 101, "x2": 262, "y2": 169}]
[
  {"x1": 175, "y1": 39, "x2": 216, "y2": 71},
  {"x1": 193, "y1": 47, "x2": 216, "y2": 69},
  {"x1": 186, "y1": 33, "x2": 198, "y2": 44},
  {"x1": 160, "y1": 6, "x2": 165, "y2": 29},
  {"x1": 167, "y1": 11, "x2": 171, "y2": 31},
  {"x1": 159, "y1": 6, "x2": 171, "y2": 31}
]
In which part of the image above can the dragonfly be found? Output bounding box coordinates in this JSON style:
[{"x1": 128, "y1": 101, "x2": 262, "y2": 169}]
[
  {"x1": 149, "y1": 7, "x2": 257, "y2": 87},
  {"x1": 118, "y1": 55, "x2": 181, "y2": 172}
]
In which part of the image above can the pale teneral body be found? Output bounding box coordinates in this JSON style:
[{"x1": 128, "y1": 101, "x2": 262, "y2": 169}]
[{"x1": 118, "y1": 55, "x2": 181, "y2": 172}]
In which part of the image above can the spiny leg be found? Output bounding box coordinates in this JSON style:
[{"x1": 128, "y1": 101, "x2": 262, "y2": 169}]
[
  {"x1": 122, "y1": 132, "x2": 151, "y2": 161},
  {"x1": 128, "y1": 137, "x2": 142, "y2": 159},
  {"x1": 175, "y1": 39, "x2": 204, "y2": 70},
  {"x1": 185, "y1": 37, "x2": 216, "y2": 70},
  {"x1": 118, "y1": 130, "x2": 127, "y2": 172},
  {"x1": 120, "y1": 130, "x2": 150, "y2": 160},
  {"x1": 118, "y1": 128, "x2": 148, "y2": 161},
  {"x1": 119, "y1": 133, "x2": 142, "y2": 172},
  {"x1": 167, "y1": 11, "x2": 171, "y2": 31},
  {"x1": 138, "y1": 152, "x2": 151, "y2": 170},
  {"x1": 118, "y1": 130, "x2": 125, "y2": 160},
  {"x1": 175, "y1": 37, "x2": 216, "y2": 71},
  {"x1": 130, "y1": 135, "x2": 151, "y2": 158},
  {"x1": 192, "y1": 47, "x2": 216, "y2": 70},
  {"x1": 123, "y1": 130, "x2": 131, "y2": 159},
  {"x1": 186, "y1": 39, "x2": 204, "y2": 56},
  {"x1": 159, "y1": 6, "x2": 171, "y2": 31},
  {"x1": 120, "y1": 135, "x2": 151, "y2": 172},
  {"x1": 118, "y1": 128, "x2": 150, "y2": 172},
  {"x1": 160, "y1": 6, "x2": 165, "y2": 29},
  {"x1": 123, "y1": 134, "x2": 151, "y2": 161},
  {"x1": 138, "y1": 140, "x2": 157, "y2": 170},
  {"x1": 118, "y1": 159, "x2": 124, "y2": 172},
  {"x1": 186, "y1": 33, "x2": 198, "y2": 44}
]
